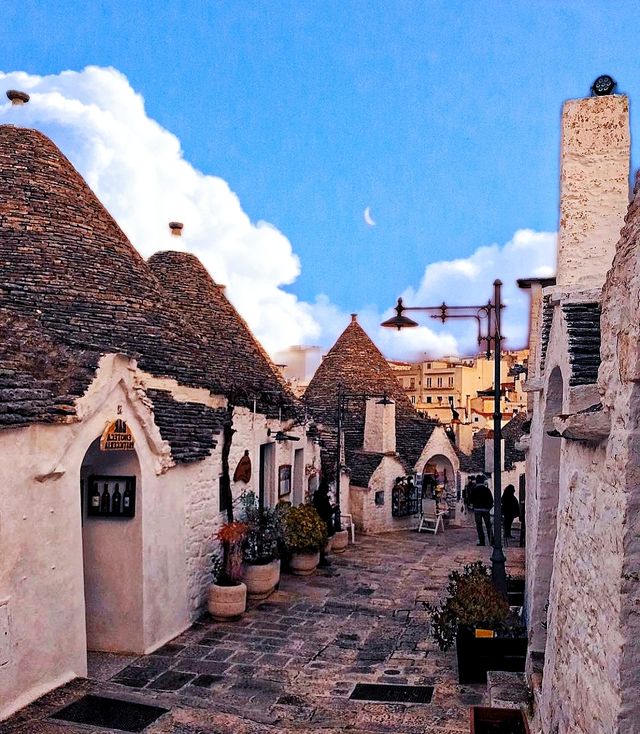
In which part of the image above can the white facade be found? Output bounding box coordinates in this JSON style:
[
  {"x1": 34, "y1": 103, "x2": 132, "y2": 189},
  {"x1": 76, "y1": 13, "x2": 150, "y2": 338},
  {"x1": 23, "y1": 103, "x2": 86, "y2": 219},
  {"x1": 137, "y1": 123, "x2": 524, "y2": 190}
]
[
  {"x1": 522, "y1": 90, "x2": 640, "y2": 733},
  {"x1": 0, "y1": 354, "x2": 319, "y2": 721}
]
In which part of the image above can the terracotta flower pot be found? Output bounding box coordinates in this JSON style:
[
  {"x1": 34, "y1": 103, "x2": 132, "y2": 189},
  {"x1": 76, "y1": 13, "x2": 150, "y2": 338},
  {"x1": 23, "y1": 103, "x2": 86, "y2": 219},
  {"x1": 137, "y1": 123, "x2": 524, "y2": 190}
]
[
  {"x1": 243, "y1": 559, "x2": 281, "y2": 600},
  {"x1": 332, "y1": 529, "x2": 349, "y2": 554},
  {"x1": 289, "y1": 551, "x2": 320, "y2": 576},
  {"x1": 207, "y1": 582, "x2": 247, "y2": 621}
]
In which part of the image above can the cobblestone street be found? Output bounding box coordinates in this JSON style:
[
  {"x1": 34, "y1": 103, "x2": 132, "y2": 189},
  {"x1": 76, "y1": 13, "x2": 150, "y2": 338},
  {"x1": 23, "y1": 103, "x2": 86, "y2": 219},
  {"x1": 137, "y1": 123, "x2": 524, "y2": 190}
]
[{"x1": 3, "y1": 522, "x2": 524, "y2": 734}]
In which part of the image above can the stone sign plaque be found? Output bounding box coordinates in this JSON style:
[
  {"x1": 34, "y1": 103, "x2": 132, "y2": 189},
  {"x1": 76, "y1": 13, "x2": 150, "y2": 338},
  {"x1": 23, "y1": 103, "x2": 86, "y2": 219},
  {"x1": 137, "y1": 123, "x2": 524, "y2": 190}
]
[{"x1": 100, "y1": 419, "x2": 135, "y2": 452}]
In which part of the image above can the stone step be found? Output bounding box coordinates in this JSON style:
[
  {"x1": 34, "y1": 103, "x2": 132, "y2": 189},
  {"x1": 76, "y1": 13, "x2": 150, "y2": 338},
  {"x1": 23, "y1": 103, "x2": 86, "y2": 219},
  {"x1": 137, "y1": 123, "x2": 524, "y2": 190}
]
[{"x1": 487, "y1": 670, "x2": 530, "y2": 710}]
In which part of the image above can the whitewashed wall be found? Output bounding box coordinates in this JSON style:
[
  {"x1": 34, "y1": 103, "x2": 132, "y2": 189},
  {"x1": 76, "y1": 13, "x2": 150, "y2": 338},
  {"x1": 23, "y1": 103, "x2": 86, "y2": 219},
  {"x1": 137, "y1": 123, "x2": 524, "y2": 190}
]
[{"x1": 0, "y1": 354, "x2": 320, "y2": 721}]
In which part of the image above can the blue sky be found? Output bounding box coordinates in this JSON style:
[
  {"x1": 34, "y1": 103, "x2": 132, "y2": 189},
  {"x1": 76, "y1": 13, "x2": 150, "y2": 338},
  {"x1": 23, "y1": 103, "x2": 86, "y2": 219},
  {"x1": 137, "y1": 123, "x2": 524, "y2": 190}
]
[{"x1": 2, "y1": 2, "x2": 639, "y2": 356}]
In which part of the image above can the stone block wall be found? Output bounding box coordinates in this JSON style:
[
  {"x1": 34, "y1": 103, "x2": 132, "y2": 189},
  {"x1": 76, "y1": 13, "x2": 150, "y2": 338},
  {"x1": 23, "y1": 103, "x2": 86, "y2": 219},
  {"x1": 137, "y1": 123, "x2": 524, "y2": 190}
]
[
  {"x1": 182, "y1": 406, "x2": 320, "y2": 616},
  {"x1": 540, "y1": 441, "x2": 618, "y2": 734},
  {"x1": 351, "y1": 455, "x2": 416, "y2": 534}
]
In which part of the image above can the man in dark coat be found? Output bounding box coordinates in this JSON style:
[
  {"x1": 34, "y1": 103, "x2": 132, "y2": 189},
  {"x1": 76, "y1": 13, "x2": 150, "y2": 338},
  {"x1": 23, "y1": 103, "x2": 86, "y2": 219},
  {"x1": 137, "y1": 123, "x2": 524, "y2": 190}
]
[
  {"x1": 463, "y1": 476, "x2": 476, "y2": 509},
  {"x1": 470, "y1": 481, "x2": 493, "y2": 546},
  {"x1": 502, "y1": 484, "x2": 521, "y2": 539}
]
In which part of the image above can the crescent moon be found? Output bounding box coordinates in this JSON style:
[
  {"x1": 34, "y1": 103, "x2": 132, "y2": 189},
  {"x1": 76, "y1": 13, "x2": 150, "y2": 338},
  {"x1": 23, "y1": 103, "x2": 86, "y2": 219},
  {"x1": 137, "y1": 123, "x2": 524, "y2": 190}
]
[{"x1": 364, "y1": 207, "x2": 376, "y2": 226}]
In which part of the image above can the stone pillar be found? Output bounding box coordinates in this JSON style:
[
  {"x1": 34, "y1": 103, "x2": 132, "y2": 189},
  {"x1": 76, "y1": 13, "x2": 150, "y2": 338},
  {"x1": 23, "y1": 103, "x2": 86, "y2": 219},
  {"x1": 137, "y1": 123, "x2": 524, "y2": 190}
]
[
  {"x1": 363, "y1": 397, "x2": 396, "y2": 454},
  {"x1": 484, "y1": 432, "x2": 505, "y2": 474},
  {"x1": 556, "y1": 94, "x2": 630, "y2": 291},
  {"x1": 452, "y1": 420, "x2": 473, "y2": 456}
]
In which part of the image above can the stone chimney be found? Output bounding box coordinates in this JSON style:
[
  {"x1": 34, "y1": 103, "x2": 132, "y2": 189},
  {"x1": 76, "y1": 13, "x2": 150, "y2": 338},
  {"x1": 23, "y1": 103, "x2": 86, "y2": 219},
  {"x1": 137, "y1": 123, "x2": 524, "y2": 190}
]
[
  {"x1": 363, "y1": 396, "x2": 396, "y2": 454},
  {"x1": 517, "y1": 277, "x2": 556, "y2": 408},
  {"x1": 169, "y1": 221, "x2": 183, "y2": 237},
  {"x1": 556, "y1": 86, "x2": 630, "y2": 290},
  {"x1": 453, "y1": 421, "x2": 474, "y2": 456},
  {"x1": 6, "y1": 90, "x2": 29, "y2": 106},
  {"x1": 484, "y1": 430, "x2": 505, "y2": 474}
]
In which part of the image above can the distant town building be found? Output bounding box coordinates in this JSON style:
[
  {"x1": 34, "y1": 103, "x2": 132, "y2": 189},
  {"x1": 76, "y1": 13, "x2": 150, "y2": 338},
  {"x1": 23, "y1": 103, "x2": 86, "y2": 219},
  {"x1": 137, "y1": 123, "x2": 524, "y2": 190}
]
[{"x1": 389, "y1": 350, "x2": 528, "y2": 425}]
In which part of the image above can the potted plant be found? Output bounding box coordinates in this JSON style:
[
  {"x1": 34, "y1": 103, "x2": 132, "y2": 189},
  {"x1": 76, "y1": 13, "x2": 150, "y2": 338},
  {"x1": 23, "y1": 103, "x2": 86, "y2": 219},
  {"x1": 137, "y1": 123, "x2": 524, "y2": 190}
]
[
  {"x1": 282, "y1": 504, "x2": 327, "y2": 575},
  {"x1": 331, "y1": 507, "x2": 349, "y2": 553},
  {"x1": 427, "y1": 561, "x2": 527, "y2": 684},
  {"x1": 240, "y1": 492, "x2": 282, "y2": 600},
  {"x1": 207, "y1": 520, "x2": 248, "y2": 621}
]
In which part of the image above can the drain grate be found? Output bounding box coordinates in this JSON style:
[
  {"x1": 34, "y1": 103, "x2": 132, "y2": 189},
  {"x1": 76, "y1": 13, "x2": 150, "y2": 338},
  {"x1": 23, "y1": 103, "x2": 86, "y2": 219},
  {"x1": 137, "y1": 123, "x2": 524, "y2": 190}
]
[
  {"x1": 349, "y1": 683, "x2": 434, "y2": 704},
  {"x1": 51, "y1": 694, "x2": 168, "y2": 732}
]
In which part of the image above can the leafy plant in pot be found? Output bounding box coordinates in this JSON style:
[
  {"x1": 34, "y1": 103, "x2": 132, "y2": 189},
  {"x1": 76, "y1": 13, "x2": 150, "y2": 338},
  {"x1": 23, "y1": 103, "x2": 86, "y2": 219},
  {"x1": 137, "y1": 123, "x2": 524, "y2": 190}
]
[
  {"x1": 207, "y1": 520, "x2": 248, "y2": 621},
  {"x1": 240, "y1": 491, "x2": 282, "y2": 600},
  {"x1": 427, "y1": 561, "x2": 527, "y2": 684},
  {"x1": 282, "y1": 503, "x2": 328, "y2": 576}
]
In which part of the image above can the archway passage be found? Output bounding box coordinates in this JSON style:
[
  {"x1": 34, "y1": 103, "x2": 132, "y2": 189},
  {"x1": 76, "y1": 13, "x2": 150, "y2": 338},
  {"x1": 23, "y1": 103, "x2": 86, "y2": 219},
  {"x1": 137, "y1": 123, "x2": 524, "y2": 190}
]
[
  {"x1": 80, "y1": 436, "x2": 143, "y2": 653},
  {"x1": 422, "y1": 454, "x2": 456, "y2": 507}
]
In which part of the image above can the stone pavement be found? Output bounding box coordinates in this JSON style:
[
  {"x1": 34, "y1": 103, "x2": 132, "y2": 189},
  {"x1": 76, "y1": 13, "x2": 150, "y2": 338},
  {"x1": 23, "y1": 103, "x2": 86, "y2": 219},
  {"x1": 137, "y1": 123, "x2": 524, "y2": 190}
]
[{"x1": 2, "y1": 521, "x2": 524, "y2": 734}]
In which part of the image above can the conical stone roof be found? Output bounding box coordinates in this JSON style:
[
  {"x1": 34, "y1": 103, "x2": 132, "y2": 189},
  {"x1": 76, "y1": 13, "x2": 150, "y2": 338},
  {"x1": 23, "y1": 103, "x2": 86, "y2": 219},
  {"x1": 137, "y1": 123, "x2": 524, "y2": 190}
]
[
  {"x1": 148, "y1": 251, "x2": 298, "y2": 417},
  {"x1": 0, "y1": 125, "x2": 297, "y2": 436},
  {"x1": 0, "y1": 124, "x2": 208, "y2": 392},
  {"x1": 305, "y1": 316, "x2": 437, "y2": 477}
]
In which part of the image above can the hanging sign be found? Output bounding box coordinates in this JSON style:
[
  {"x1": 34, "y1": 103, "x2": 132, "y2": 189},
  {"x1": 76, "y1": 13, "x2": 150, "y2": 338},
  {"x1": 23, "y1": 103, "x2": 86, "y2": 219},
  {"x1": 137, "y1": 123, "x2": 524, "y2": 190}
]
[{"x1": 100, "y1": 418, "x2": 135, "y2": 451}]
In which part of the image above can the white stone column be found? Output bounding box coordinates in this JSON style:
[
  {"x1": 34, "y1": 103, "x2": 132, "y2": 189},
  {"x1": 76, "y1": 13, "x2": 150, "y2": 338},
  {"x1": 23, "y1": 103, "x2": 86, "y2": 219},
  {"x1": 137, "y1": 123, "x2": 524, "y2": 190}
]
[{"x1": 556, "y1": 94, "x2": 630, "y2": 291}]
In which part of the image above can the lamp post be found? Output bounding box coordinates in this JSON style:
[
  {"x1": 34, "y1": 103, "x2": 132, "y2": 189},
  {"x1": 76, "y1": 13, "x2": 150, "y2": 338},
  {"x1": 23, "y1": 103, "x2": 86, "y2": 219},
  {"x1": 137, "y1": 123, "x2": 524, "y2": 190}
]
[{"x1": 381, "y1": 279, "x2": 507, "y2": 597}]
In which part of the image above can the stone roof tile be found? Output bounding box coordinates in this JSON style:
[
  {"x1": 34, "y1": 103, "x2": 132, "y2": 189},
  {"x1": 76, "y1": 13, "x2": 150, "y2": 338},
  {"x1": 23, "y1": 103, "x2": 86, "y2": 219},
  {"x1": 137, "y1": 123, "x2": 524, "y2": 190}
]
[
  {"x1": 148, "y1": 251, "x2": 298, "y2": 418},
  {"x1": 0, "y1": 125, "x2": 210, "y2": 405},
  {"x1": 562, "y1": 302, "x2": 601, "y2": 386},
  {"x1": 147, "y1": 388, "x2": 225, "y2": 463},
  {"x1": 0, "y1": 125, "x2": 297, "y2": 438}
]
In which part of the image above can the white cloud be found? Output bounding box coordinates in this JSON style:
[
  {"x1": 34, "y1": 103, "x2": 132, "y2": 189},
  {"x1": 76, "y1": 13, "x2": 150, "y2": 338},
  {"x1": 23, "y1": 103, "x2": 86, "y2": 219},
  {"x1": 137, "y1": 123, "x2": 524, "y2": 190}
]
[
  {"x1": 0, "y1": 67, "x2": 557, "y2": 361},
  {"x1": 390, "y1": 229, "x2": 557, "y2": 358}
]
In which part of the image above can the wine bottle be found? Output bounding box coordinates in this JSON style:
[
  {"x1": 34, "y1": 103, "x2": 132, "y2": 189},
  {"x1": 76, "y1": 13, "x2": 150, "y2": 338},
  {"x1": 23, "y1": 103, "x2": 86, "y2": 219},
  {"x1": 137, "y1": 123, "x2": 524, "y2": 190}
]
[
  {"x1": 100, "y1": 483, "x2": 111, "y2": 514},
  {"x1": 112, "y1": 482, "x2": 122, "y2": 514},
  {"x1": 123, "y1": 484, "x2": 133, "y2": 514},
  {"x1": 90, "y1": 481, "x2": 100, "y2": 511}
]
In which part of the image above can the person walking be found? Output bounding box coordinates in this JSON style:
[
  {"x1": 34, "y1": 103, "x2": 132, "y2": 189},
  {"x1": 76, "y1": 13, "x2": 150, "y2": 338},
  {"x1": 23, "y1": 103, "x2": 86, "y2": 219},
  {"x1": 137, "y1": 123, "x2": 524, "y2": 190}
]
[
  {"x1": 313, "y1": 477, "x2": 335, "y2": 567},
  {"x1": 502, "y1": 484, "x2": 521, "y2": 539},
  {"x1": 463, "y1": 476, "x2": 476, "y2": 510},
  {"x1": 470, "y1": 480, "x2": 493, "y2": 546}
]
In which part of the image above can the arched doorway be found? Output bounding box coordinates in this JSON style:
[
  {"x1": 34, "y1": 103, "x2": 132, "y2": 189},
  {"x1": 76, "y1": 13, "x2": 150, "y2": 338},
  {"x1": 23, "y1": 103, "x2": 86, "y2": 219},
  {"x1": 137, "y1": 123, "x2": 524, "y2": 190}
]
[
  {"x1": 422, "y1": 454, "x2": 456, "y2": 508},
  {"x1": 80, "y1": 434, "x2": 143, "y2": 653},
  {"x1": 531, "y1": 366, "x2": 563, "y2": 652}
]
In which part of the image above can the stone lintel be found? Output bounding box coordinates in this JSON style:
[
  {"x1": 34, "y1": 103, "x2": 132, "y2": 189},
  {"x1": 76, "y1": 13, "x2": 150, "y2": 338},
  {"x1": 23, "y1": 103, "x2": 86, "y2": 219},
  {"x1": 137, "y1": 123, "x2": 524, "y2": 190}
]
[
  {"x1": 487, "y1": 671, "x2": 530, "y2": 710},
  {"x1": 523, "y1": 378, "x2": 544, "y2": 393},
  {"x1": 553, "y1": 407, "x2": 610, "y2": 442},
  {"x1": 543, "y1": 287, "x2": 602, "y2": 306}
]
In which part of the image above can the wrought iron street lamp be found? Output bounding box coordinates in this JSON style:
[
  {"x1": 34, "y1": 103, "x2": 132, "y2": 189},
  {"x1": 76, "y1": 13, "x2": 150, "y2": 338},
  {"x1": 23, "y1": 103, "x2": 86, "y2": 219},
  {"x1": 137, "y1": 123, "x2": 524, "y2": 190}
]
[{"x1": 381, "y1": 280, "x2": 508, "y2": 597}]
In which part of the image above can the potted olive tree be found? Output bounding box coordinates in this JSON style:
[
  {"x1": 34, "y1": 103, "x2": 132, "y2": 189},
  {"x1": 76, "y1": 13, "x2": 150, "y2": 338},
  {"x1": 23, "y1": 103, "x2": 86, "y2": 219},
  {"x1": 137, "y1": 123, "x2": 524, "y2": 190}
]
[
  {"x1": 427, "y1": 561, "x2": 527, "y2": 684},
  {"x1": 207, "y1": 520, "x2": 248, "y2": 621},
  {"x1": 240, "y1": 491, "x2": 282, "y2": 600},
  {"x1": 282, "y1": 504, "x2": 328, "y2": 575}
]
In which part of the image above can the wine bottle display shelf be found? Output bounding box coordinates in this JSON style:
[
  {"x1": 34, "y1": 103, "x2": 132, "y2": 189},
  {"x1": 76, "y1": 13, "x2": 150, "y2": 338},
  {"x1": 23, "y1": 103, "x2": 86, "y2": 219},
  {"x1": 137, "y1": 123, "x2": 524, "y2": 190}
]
[{"x1": 87, "y1": 475, "x2": 136, "y2": 519}]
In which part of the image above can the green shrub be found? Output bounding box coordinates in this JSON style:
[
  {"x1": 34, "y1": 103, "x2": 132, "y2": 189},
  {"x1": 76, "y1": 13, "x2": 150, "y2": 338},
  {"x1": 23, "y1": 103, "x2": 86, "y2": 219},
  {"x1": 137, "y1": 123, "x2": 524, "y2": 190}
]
[
  {"x1": 240, "y1": 491, "x2": 283, "y2": 564},
  {"x1": 282, "y1": 503, "x2": 328, "y2": 554},
  {"x1": 427, "y1": 561, "x2": 521, "y2": 651}
]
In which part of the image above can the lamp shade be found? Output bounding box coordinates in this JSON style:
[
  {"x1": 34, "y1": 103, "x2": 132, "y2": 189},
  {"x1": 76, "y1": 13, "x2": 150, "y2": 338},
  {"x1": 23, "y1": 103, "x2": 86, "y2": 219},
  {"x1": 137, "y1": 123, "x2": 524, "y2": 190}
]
[{"x1": 380, "y1": 298, "x2": 419, "y2": 330}]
